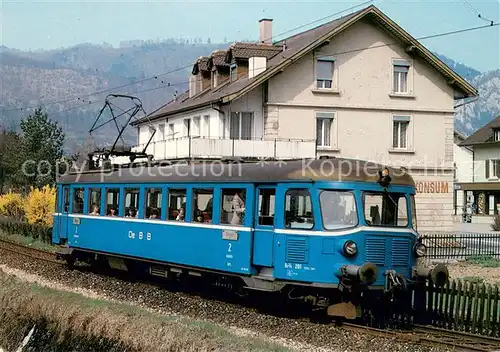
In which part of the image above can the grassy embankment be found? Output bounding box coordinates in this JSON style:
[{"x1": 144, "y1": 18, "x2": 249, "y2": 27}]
[{"x1": 0, "y1": 270, "x2": 291, "y2": 352}]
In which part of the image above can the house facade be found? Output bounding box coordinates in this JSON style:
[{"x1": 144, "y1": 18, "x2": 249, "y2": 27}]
[
  {"x1": 453, "y1": 131, "x2": 473, "y2": 218},
  {"x1": 129, "y1": 5, "x2": 477, "y2": 231},
  {"x1": 458, "y1": 116, "x2": 500, "y2": 223}
]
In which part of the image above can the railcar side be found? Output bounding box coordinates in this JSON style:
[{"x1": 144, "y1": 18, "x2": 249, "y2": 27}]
[{"x1": 52, "y1": 159, "x2": 448, "y2": 318}]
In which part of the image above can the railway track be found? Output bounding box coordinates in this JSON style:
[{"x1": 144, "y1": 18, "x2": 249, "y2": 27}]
[
  {"x1": 342, "y1": 322, "x2": 500, "y2": 351},
  {"x1": 0, "y1": 237, "x2": 62, "y2": 264},
  {"x1": 2, "y1": 238, "x2": 500, "y2": 351}
]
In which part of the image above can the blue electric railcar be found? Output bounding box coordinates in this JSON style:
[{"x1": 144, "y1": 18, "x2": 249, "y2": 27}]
[{"x1": 52, "y1": 158, "x2": 448, "y2": 318}]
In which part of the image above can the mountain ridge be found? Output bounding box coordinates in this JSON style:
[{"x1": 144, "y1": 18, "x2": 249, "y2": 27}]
[{"x1": 0, "y1": 41, "x2": 497, "y2": 151}]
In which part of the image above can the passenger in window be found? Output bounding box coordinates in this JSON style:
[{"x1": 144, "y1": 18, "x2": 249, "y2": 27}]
[
  {"x1": 149, "y1": 209, "x2": 158, "y2": 219},
  {"x1": 176, "y1": 207, "x2": 185, "y2": 221},
  {"x1": 231, "y1": 192, "x2": 245, "y2": 225},
  {"x1": 109, "y1": 208, "x2": 117, "y2": 217},
  {"x1": 90, "y1": 205, "x2": 100, "y2": 216},
  {"x1": 126, "y1": 207, "x2": 137, "y2": 218}
]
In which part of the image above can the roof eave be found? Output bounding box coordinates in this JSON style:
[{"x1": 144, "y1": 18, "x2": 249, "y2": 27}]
[
  {"x1": 131, "y1": 100, "x2": 221, "y2": 126},
  {"x1": 222, "y1": 8, "x2": 370, "y2": 104},
  {"x1": 368, "y1": 8, "x2": 478, "y2": 98}
]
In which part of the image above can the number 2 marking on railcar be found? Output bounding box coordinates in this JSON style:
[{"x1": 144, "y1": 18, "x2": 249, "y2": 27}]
[{"x1": 228, "y1": 243, "x2": 232, "y2": 252}]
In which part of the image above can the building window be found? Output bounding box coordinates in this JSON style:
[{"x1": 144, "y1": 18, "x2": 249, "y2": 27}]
[
  {"x1": 203, "y1": 115, "x2": 210, "y2": 137},
  {"x1": 392, "y1": 116, "x2": 410, "y2": 149},
  {"x1": 183, "y1": 119, "x2": 191, "y2": 137},
  {"x1": 192, "y1": 116, "x2": 201, "y2": 136},
  {"x1": 230, "y1": 112, "x2": 253, "y2": 140},
  {"x1": 486, "y1": 160, "x2": 500, "y2": 179},
  {"x1": 158, "y1": 123, "x2": 165, "y2": 141},
  {"x1": 393, "y1": 60, "x2": 409, "y2": 93},
  {"x1": 316, "y1": 112, "x2": 334, "y2": 147},
  {"x1": 494, "y1": 129, "x2": 500, "y2": 141},
  {"x1": 168, "y1": 123, "x2": 174, "y2": 139},
  {"x1": 316, "y1": 58, "x2": 334, "y2": 89},
  {"x1": 230, "y1": 63, "x2": 237, "y2": 82}
]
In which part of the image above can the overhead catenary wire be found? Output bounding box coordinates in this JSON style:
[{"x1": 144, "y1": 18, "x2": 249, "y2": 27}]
[
  {"x1": 1, "y1": 1, "x2": 375, "y2": 115},
  {"x1": 4, "y1": 8, "x2": 499, "y2": 119}
]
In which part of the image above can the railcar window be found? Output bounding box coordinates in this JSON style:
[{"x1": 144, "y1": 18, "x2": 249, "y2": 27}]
[
  {"x1": 88, "y1": 188, "x2": 101, "y2": 215},
  {"x1": 192, "y1": 189, "x2": 213, "y2": 223},
  {"x1": 320, "y1": 191, "x2": 358, "y2": 230},
  {"x1": 168, "y1": 188, "x2": 186, "y2": 221},
  {"x1": 221, "y1": 188, "x2": 246, "y2": 225},
  {"x1": 105, "y1": 188, "x2": 120, "y2": 216},
  {"x1": 284, "y1": 189, "x2": 314, "y2": 229},
  {"x1": 72, "y1": 188, "x2": 84, "y2": 214},
  {"x1": 63, "y1": 188, "x2": 70, "y2": 212},
  {"x1": 258, "y1": 189, "x2": 275, "y2": 226},
  {"x1": 145, "y1": 188, "x2": 162, "y2": 219},
  {"x1": 124, "y1": 188, "x2": 140, "y2": 218},
  {"x1": 363, "y1": 192, "x2": 408, "y2": 227}
]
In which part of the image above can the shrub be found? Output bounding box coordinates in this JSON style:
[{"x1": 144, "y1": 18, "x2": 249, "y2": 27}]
[
  {"x1": 492, "y1": 214, "x2": 500, "y2": 231},
  {"x1": 24, "y1": 185, "x2": 56, "y2": 227},
  {"x1": 0, "y1": 192, "x2": 25, "y2": 220},
  {"x1": 0, "y1": 218, "x2": 52, "y2": 243}
]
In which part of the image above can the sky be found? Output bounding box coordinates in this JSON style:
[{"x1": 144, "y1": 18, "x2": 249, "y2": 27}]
[{"x1": 1, "y1": 0, "x2": 499, "y2": 72}]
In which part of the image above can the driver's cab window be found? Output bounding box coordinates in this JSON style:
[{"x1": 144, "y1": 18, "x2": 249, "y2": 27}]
[
  {"x1": 284, "y1": 189, "x2": 314, "y2": 229},
  {"x1": 364, "y1": 192, "x2": 408, "y2": 227}
]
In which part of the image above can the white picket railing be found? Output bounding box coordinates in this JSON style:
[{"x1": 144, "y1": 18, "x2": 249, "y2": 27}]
[{"x1": 124, "y1": 137, "x2": 317, "y2": 162}]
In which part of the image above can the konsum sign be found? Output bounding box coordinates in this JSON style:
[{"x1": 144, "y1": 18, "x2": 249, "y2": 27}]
[{"x1": 415, "y1": 181, "x2": 449, "y2": 194}]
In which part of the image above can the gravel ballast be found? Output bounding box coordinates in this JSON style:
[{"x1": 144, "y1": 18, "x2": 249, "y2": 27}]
[{"x1": 0, "y1": 248, "x2": 447, "y2": 351}]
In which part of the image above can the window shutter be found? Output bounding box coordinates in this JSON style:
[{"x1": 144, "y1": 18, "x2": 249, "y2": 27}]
[
  {"x1": 486, "y1": 160, "x2": 490, "y2": 178},
  {"x1": 316, "y1": 60, "x2": 333, "y2": 80},
  {"x1": 496, "y1": 160, "x2": 500, "y2": 178}
]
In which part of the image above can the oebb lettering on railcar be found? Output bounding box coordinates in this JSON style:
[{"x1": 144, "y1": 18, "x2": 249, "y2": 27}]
[{"x1": 128, "y1": 231, "x2": 152, "y2": 241}]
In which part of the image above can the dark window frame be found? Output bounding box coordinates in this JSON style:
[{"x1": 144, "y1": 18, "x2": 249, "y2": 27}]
[
  {"x1": 283, "y1": 188, "x2": 314, "y2": 230},
  {"x1": 318, "y1": 190, "x2": 359, "y2": 231}
]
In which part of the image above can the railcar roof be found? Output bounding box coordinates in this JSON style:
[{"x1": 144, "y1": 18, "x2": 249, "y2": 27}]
[{"x1": 58, "y1": 158, "x2": 415, "y2": 186}]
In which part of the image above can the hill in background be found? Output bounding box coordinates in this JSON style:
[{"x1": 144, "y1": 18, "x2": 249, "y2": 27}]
[{"x1": 0, "y1": 40, "x2": 498, "y2": 153}]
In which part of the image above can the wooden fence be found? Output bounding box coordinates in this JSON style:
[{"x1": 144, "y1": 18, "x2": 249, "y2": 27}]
[{"x1": 414, "y1": 278, "x2": 500, "y2": 337}]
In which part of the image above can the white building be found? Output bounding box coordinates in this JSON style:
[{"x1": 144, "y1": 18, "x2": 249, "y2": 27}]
[
  {"x1": 128, "y1": 5, "x2": 477, "y2": 231},
  {"x1": 453, "y1": 131, "x2": 473, "y2": 218},
  {"x1": 457, "y1": 116, "x2": 500, "y2": 223}
]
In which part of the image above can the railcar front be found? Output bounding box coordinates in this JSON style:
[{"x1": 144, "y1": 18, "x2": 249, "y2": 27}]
[{"x1": 267, "y1": 167, "x2": 448, "y2": 319}]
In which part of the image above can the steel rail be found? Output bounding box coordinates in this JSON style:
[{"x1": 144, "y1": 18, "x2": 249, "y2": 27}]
[
  {"x1": 0, "y1": 237, "x2": 63, "y2": 265},
  {"x1": 342, "y1": 322, "x2": 500, "y2": 351}
]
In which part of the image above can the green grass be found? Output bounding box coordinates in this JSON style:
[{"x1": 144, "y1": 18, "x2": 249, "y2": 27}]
[
  {"x1": 0, "y1": 230, "x2": 57, "y2": 253},
  {"x1": 465, "y1": 255, "x2": 500, "y2": 268}
]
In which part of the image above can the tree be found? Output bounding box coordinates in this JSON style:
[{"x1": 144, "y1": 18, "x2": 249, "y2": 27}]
[
  {"x1": 0, "y1": 129, "x2": 23, "y2": 192},
  {"x1": 19, "y1": 108, "x2": 66, "y2": 188}
]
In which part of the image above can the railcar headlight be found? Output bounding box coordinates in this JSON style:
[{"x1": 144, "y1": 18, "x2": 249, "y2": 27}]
[
  {"x1": 414, "y1": 243, "x2": 427, "y2": 257},
  {"x1": 343, "y1": 240, "x2": 357, "y2": 257}
]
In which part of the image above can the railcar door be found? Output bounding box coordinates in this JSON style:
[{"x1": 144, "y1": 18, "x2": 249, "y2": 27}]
[
  {"x1": 59, "y1": 186, "x2": 70, "y2": 244},
  {"x1": 252, "y1": 185, "x2": 276, "y2": 268}
]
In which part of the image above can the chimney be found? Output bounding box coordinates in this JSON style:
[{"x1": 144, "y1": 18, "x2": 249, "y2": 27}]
[{"x1": 259, "y1": 18, "x2": 273, "y2": 45}]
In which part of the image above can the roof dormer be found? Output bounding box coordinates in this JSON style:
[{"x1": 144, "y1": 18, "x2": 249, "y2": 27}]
[{"x1": 494, "y1": 128, "x2": 500, "y2": 142}]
